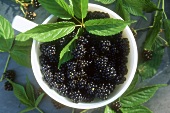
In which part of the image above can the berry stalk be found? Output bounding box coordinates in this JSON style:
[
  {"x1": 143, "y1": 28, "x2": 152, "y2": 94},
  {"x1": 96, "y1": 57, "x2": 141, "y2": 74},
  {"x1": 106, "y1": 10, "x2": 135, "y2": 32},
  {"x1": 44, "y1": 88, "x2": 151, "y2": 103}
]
[{"x1": 0, "y1": 54, "x2": 11, "y2": 82}]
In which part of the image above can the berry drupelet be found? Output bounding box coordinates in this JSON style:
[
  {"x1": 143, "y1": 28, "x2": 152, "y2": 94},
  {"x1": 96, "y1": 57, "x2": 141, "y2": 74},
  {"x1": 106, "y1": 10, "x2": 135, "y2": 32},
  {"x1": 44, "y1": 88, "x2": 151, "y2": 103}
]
[{"x1": 32, "y1": 0, "x2": 41, "y2": 8}]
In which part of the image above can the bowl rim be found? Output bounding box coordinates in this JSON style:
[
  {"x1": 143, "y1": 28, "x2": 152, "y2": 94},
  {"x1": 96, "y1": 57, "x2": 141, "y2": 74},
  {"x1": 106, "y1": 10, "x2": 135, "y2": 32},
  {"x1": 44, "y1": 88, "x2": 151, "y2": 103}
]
[{"x1": 31, "y1": 3, "x2": 138, "y2": 109}]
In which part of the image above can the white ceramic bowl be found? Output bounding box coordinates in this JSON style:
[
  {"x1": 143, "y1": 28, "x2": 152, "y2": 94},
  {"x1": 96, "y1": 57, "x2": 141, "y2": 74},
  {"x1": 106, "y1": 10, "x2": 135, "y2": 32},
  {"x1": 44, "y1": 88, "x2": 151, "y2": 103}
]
[{"x1": 31, "y1": 3, "x2": 138, "y2": 109}]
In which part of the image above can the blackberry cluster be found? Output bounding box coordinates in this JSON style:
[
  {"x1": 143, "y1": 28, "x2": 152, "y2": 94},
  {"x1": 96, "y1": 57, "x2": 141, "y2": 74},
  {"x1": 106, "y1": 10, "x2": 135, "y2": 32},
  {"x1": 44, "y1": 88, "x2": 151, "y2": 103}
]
[
  {"x1": 142, "y1": 50, "x2": 153, "y2": 61},
  {"x1": 3, "y1": 70, "x2": 16, "y2": 91},
  {"x1": 39, "y1": 11, "x2": 130, "y2": 103},
  {"x1": 26, "y1": 11, "x2": 36, "y2": 20}
]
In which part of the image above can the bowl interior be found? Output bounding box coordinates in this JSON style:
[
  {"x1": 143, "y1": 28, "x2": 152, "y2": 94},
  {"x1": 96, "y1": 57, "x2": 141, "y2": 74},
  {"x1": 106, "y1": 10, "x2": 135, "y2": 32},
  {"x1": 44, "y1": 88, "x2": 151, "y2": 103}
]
[{"x1": 31, "y1": 3, "x2": 138, "y2": 109}]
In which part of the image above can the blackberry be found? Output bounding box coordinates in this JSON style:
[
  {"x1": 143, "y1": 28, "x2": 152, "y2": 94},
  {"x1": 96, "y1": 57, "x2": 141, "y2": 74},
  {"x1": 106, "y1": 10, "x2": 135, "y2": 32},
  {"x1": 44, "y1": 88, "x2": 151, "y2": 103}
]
[
  {"x1": 51, "y1": 99, "x2": 65, "y2": 109},
  {"x1": 54, "y1": 71, "x2": 65, "y2": 83},
  {"x1": 77, "y1": 69, "x2": 88, "y2": 79},
  {"x1": 72, "y1": 44, "x2": 86, "y2": 59},
  {"x1": 32, "y1": 0, "x2": 41, "y2": 8},
  {"x1": 66, "y1": 61, "x2": 77, "y2": 71},
  {"x1": 40, "y1": 43, "x2": 56, "y2": 57},
  {"x1": 142, "y1": 50, "x2": 153, "y2": 61},
  {"x1": 86, "y1": 11, "x2": 110, "y2": 20},
  {"x1": 26, "y1": 11, "x2": 36, "y2": 20},
  {"x1": 68, "y1": 80, "x2": 78, "y2": 89},
  {"x1": 102, "y1": 66, "x2": 117, "y2": 80},
  {"x1": 82, "y1": 94, "x2": 95, "y2": 102},
  {"x1": 116, "y1": 56, "x2": 128, "y2": 65},
  {"x1": 109, "y1": 44, "x2": 119, "y2": 57},
  {"x1": 87, "y1": 82, "x2": 97, "y2": 95},
  {"x1": 96, "y1": 83, "x2": 111, "y2": 100},
  {"x1": 99, "y1": 40, "x2": 111, "y2": 53},
  {"x1": 111, "y1": 101, "x2": 121, "y2": 111},
  {"x1": 77, "y1": 36, "x2": 88, "y2": 45},
  {"x1": 94, "y1": 56, "x2": 108, "y2": 68},
  {"x1": 66, "y1": 70, "x2": 78, "y2": 80},
  {"x1": 39, "y1": 55, "x2": 57, "y2": 66},
  {"x1": 89, "y1": 46, "x2": 98, "y2": 58},
  {"x1": 4, "y1": 81, "x2": 13, "y2": 91},
  {"x1": 115, "y1": 75, "x2": 126, "y2": 85},
  {"x1": 117, "y1": 65, "x2": 128, "y2": 75},
  {"x1": 54, "y1": 83, "x2": 69, "y2": 96},
  {"x1": 116, "y1": 38, "x2": 130, "y2": 56},
  {"x1": 4, "y1": 70, "x2": 15, "y2": 81},
  {"x1": 69, "y1": 90, "x2": 83, "y2": 103},
  {"x1": 78, "y1": 78, "x2": 87, "y2": 89},
  {"x1": 77, "y1": 60, "x2": 90, "y2": 69}
]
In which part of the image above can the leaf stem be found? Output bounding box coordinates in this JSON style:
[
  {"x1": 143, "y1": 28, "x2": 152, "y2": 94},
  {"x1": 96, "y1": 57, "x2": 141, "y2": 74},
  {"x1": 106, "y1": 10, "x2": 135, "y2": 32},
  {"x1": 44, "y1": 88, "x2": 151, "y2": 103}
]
[
  {"x1": 135, "y1": 26, "x2": 153, "y2": 32},
  {"x1": 155, "y1": 0, "x2": 161, "y2": 16},
  {"x1": 158, "y1": 35, "x2": 169, "y2": 46},
  {"x1": 80, "y1": 109, "x2": 88, "y2": 113},
  {"x1": 36, "y1": 107, "x2": 43, "y2": 113},
  {"x1": 162, "y1": 0, "x2": 168, "y2": 19},
  {"x1": 73, "y1": 16, "x2": 82, "y2": 25},
  {"x1": 0, "y1": 54, "x2": 11, "y2": 82},
  {"x1": 72, "y1": 108, "x2": 75, "y2": 113}
]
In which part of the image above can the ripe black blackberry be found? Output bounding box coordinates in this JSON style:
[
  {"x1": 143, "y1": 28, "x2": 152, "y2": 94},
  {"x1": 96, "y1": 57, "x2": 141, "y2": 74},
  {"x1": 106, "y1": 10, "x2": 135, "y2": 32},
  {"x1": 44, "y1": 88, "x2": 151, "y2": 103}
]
[
  {"x1": 77, "y1": 36, "x2": 88, "y2": 45},
  {"x1": 115, "y1": 74, "x2": 126, "y2": 85},
  {"x1": 32, "y1": 0, "x2": 41, "y2": 8},
  {"x1": 117, "y1": 38, "x2": 130, "y2": 56},
  {"x1": 87, "y1": 82, "x2": 97, "y2": 95},
  {"x1": 99, "y1": 40, "x2": 111, "y2": 53},
  {"x1": 4, "y1": 70, "x2": 15, "y2": 81},
  {"x1": 72, "y1": 44, "x2": 86, "y2": 59},
  {"x1": 94, "y1": 56, "x2": 108, "y2": 68},
  {"x1": 69, "y1": 90, "x2": 83, "y2": 103},
  {"x1": 86, "y1": 11, "x2": 110, "y2": 20},
  {"x1": 111, "y1": 101, "x2": 121, "y2": 111},
  {"x1": 102, "y1": 66, "x2": 117, "y2": 80},
  {"x1": 26, "y1": 11, "x2": 36, "y2": 20},
  {"x1": 88, "y1": 46, "x2": 98, "y2": 58},
  {"x1": 117, "y1": 64, "x2": 128, "y2": 75},
  {"x1": 142, "y1": 50, "x2": 153, "y2": 61},
  {"x1": 54, "y1": 83, "x2": 69, "y2": 97},
  {"x1": 54, "y1": 71, "x2": 65, "y2": 83},
  {"x1": 40, "y1": 43, "x2": 56, "y2": 57},
  {"x1": 96, "y1": 83, "x2": 111, "y2": 100},
  {"x1": 4, "y1": 81, "x2": 13, "y2": 91},
  {"x1": 78, "y1": 78, "x2": 88, "y2": 89},
  {"x1": 77, "y1": 60, "x2": 90, "y2": 69}
]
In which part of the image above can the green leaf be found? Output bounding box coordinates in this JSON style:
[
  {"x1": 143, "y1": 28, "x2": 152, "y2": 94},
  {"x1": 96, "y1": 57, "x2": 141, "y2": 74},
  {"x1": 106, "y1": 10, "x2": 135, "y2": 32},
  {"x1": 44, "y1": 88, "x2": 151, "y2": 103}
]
[
  {"x1": 144, "y1": 11, "x2": 163, "y2": 50},
  {"x1": 26, "y1": 77, "x2": 35, "y2": 103},
  {"x1": 119, "y1": 84, "x2": 167, "y2": 107},
  {"x1": 72, "y1": 0, "x2": 88, "y2": 19},
  {"x1": 104, "y1": 105, "x2": 115, "y2": 113},
  {"x1": 14, "y1": 39, "x2": 32, "y2": 47},
  {"x1": 123, "y1": 0, "x2": 147, "y2": 20},
  {"x1": 55, "y1": 0, "x2": 74, "y2": 17},
  {"x1": 138, "y1": 38, "x2": 164, "y2": 79},
  {"x1": 0, "y1": 15, "x2": 14, "y2": 51},
  {"x1": 85, "y1": 18, "x2": 134, "y2": 36},
  {"x1": 35, "y1": 93, "x2": 45, "y2": 107},
  {"x1": 0, "y1": 49, "x2": 4, "y2": 52},
  {"x1": 95, "y1": 0, "x2": 115, "y2": 4},
  {"x1": 122, "y1": 73, "x2": 139, "y2": 96},
  {"x1": 120, "y1": 105, "x2": 152, "y2": 113},
  {"x1": 139, "y1": 0, "x2": 159, "y2": 13},
  {"x1": 38, "y1": 0, "x2": 72, "y2": 18},
  {"x1": 8, "y1": 80, "x2": 33, "y2": 107},
  {"x1": 58, "y1": 28, "x2": 83, "y2": 68},
  {"x1": 163, "y1": 19, "x2": 170, "y2": 45},
  {"x1": 16, "y1": 22, "x2": 75, "y2": 42},
  {"x1": 115, "y1": 0, "x2": 130, "y2": 21},
  {"x1": 19, "y1": 107, "x2": 35, "y2": 113},
  {"x1": 10, "y1": 43, "x2": 31, "y2": 68}
]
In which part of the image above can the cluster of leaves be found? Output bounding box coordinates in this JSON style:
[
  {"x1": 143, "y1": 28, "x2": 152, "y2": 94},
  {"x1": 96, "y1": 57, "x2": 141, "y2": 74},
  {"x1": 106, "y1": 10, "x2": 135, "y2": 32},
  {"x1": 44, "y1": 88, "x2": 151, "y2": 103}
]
[
  {"x1": 0, "y1": 15, "x2": 31, "y2": 81},
  {"x1": 8, "y1": 77, "x2": 45, "y2": 113},
  {"x1": 15, "y1": 0, "x2": 134, "y2": 68}
]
